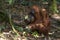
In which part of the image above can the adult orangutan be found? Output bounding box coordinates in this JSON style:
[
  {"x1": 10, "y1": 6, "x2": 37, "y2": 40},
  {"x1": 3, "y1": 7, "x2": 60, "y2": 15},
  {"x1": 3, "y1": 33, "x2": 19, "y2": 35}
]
[{"x1": 28, "y1": 5, "x2": 50, "y2": 37}]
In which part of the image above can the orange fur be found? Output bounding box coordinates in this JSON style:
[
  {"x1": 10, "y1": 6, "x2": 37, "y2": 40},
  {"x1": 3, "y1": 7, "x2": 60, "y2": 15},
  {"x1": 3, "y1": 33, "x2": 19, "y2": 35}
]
[{"x1": 28, "y1": 5, "x2": 50, "y2": 36}]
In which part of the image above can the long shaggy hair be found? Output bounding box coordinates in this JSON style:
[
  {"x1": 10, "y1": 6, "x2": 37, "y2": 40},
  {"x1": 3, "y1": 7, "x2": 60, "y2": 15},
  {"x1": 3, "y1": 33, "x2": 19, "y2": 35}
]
[{"x1": 28, "y1": 5, "x2": 50, "y2": 36}]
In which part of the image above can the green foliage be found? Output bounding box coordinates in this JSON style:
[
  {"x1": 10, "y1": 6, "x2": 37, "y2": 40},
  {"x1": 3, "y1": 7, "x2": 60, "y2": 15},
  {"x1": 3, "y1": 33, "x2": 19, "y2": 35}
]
[
  {"x1": 50, "y1": 0, "x2": 58, "y2": 14},
  {"x1": 21, "y1": 0, "x2": 29, "y2": 6},
  {"x1": 14, "y1": 26, "x2": 24, "y2": 32},
  {"x1": 32, "y1": 31, "x2": 39, "y2": 37},
  {"x1": 42, "y1": 0, "x2": 48, "y2": 2},
  {"x1": 0, "y1": 12, "x2": 9, "y2": 22},
  {"x1": 0, "y1": 25, "x2": 5, "y2": 32},
  {"x1": 5, "y1": 0, "x2": 15, "y2": 5},
  {"x1": 57, "y1": 0, "x2": 60, "y2": 2},
  {"x1": 0, "y1": 10, "x2": 20, "y2": 36},
  {"x1": 0, "y1": 0, "x2": 60, "y2": 38}
]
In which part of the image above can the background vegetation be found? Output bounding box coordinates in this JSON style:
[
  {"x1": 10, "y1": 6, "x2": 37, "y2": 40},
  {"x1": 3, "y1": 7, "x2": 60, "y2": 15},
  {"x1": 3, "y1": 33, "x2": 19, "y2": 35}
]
[{"x1": 0, "y1": 0, "x2": 60, "y2": 40}]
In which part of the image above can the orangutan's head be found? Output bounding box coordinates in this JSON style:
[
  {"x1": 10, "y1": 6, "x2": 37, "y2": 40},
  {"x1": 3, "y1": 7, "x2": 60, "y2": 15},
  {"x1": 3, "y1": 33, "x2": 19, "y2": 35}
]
[{"x1": 32, "y1": 5, "x2": 40, "y2": 13}]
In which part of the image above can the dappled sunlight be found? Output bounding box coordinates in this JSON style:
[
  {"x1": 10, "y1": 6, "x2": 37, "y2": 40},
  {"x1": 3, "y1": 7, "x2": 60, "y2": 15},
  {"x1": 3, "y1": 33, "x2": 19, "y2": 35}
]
[{"x1": 51, "y1": 14, "x2": 60, "y2": 20}]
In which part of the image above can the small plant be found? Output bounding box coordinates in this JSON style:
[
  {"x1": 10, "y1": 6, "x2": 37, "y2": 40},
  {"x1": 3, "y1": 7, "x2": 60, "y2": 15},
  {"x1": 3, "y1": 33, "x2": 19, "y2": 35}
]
[{"x1": 50, "y1": 0, "x2": 58, "y2": 14}]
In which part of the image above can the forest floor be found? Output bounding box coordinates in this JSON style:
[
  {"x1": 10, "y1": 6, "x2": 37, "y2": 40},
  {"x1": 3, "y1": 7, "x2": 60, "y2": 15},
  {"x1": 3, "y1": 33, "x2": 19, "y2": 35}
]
[{"x1": 0, "y1": 14, "x2": 60, "y2": 40}]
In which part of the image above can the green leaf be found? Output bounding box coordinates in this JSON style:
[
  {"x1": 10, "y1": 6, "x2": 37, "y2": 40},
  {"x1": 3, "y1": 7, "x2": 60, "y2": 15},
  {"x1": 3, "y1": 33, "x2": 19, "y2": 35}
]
[
  {"x1": 50, "y1": 0, "x2": 58, "y2": 13},
  {"x1": 5, "y1": 0, "x2": 15, "y2": 5},
  {"x1": 32, "y1": 31, "x2": 39, "y2": 37}
]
